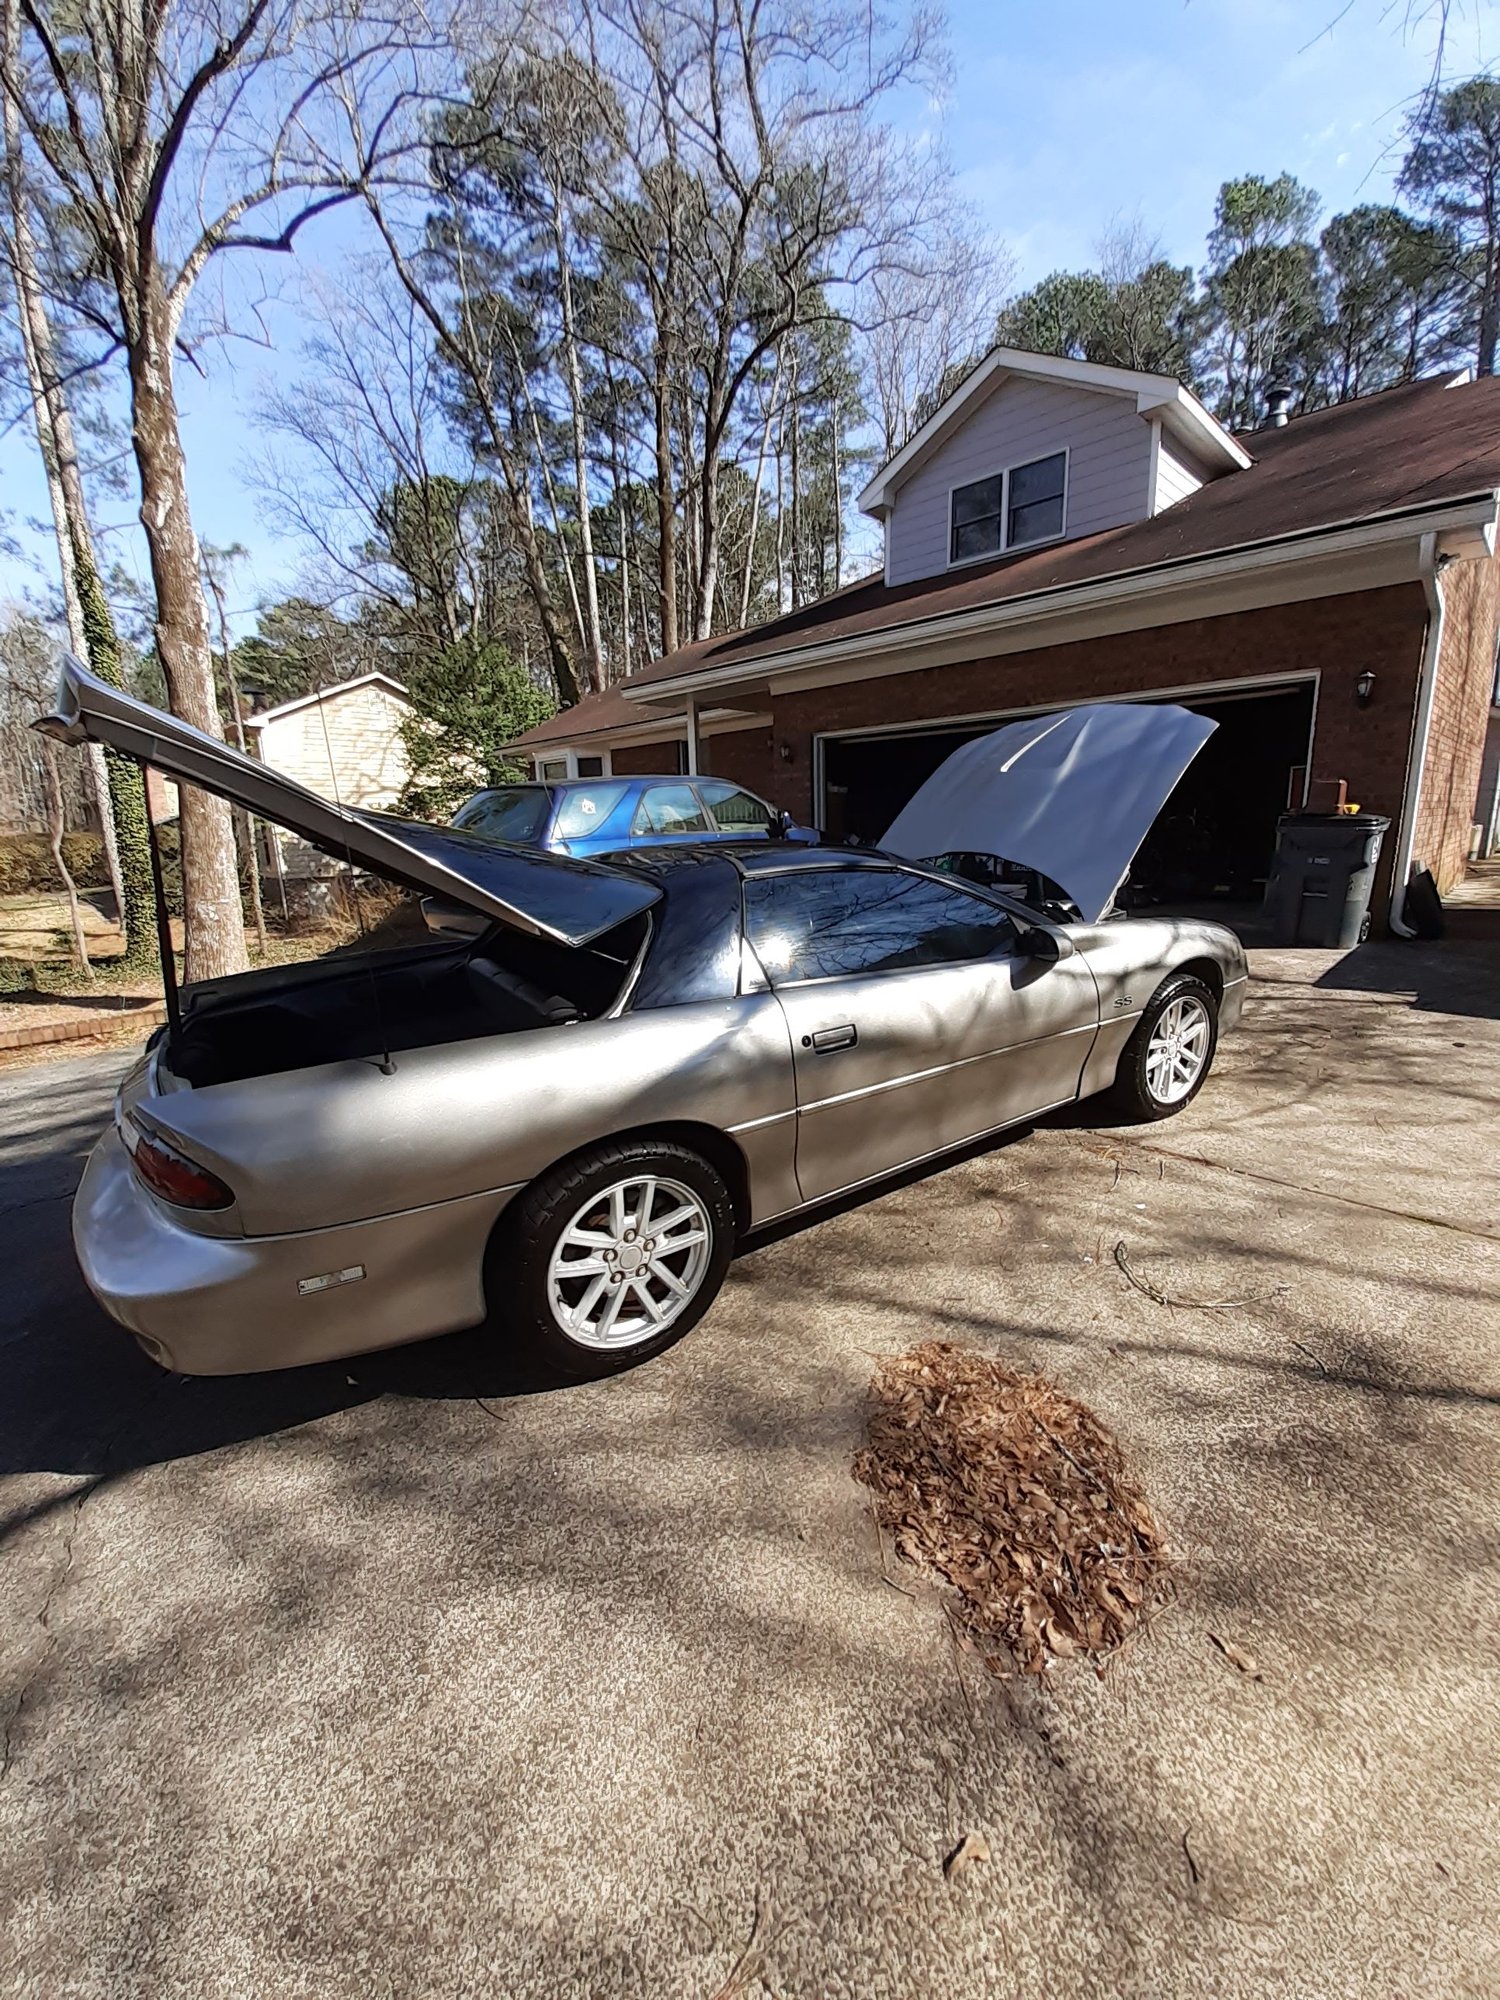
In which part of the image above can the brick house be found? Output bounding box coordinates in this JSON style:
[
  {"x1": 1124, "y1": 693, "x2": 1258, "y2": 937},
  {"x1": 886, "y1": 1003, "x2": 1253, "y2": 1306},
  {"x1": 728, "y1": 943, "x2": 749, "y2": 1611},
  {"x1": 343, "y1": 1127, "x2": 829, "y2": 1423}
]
[{"x1": 508, "y1": 351, "x2": 1500, "y2": 930}]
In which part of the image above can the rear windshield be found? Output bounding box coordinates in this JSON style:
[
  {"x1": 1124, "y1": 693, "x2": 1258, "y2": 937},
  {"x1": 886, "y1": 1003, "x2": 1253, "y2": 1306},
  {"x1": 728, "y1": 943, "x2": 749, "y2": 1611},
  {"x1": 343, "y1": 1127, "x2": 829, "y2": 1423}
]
[
  {"x1": 452, "y1": 787, "x2": 552, "y2": 843},
  {"x1": 553, "y1": 782, "x2": 629, "y2": 839}
]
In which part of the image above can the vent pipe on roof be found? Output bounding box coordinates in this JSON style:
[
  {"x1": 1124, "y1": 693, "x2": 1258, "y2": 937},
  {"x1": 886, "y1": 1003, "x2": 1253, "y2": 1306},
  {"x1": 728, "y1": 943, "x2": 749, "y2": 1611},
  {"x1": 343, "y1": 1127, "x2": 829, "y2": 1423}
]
[{"x1": 1263, "y1": 382, "x2": 1293, "y2": 428}]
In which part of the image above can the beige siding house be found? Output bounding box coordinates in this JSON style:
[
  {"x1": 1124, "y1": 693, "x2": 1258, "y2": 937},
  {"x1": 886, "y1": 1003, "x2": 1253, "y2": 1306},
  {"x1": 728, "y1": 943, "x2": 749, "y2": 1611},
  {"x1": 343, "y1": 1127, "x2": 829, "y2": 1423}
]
[{"x1": 245, "y1": 673, "x2": 412, "y2": 878}]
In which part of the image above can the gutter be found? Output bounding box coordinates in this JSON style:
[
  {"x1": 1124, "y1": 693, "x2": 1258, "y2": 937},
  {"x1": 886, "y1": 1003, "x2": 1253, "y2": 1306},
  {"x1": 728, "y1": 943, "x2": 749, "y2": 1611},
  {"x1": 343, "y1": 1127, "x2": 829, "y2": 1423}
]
[
  {"x1": 1388, "y1": 531, "x2": 1450, "y2": 937},
  {"x1": 624, "y1": 489, "x2": 1500, "y2": 706}
]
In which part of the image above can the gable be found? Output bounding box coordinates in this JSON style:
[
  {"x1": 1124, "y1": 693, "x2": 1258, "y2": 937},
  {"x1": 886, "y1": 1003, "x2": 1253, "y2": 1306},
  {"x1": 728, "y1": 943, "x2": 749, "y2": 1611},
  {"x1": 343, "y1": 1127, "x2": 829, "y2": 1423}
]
[{"x1": 885, "y1": 374, "x2": 1153, "y2": 587}]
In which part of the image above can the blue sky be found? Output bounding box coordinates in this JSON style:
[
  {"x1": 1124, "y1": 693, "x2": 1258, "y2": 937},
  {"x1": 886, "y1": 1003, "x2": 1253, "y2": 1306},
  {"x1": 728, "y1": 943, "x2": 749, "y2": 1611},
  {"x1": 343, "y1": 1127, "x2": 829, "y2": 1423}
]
[{"x1": 1, "y1": 0, "x2": 1490, "y2": 634}]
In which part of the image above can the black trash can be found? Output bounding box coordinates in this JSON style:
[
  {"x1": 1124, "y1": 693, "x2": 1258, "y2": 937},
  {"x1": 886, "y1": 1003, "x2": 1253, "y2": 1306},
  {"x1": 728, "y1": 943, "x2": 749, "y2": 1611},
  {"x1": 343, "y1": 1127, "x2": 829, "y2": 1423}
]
[{"x1": 1263, "y1": 812, "x2": 1391, "y2": 948}]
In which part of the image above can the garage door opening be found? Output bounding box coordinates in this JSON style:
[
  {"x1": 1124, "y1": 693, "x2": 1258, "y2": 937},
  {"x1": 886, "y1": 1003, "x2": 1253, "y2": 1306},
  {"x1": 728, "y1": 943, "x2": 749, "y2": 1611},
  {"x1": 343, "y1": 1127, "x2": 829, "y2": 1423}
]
[{"x1": 820, "y1": 681, "x2": 1316, "y2": 910}]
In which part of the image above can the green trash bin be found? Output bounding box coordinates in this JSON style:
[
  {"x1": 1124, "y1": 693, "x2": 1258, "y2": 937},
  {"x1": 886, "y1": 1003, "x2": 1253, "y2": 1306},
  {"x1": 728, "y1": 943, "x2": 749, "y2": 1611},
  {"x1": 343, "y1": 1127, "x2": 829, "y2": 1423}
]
[{"x1": 1263, "y1": 812, "x2": 1391, "y2": 948}]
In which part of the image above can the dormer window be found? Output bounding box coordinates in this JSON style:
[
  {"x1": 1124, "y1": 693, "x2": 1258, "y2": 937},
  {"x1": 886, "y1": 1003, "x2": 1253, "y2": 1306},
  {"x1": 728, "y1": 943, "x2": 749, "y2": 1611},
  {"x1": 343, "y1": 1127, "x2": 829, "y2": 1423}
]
[{"x1": 949, "y1": 450, "x2": 1068, "y2": 565}]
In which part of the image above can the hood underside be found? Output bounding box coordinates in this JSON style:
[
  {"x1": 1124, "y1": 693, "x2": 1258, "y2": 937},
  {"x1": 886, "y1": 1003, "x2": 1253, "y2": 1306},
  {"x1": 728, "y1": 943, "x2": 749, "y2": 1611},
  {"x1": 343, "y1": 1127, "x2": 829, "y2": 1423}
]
[
  {"x1": 880, "y1": 702, "x2": 1218, "y2": 924},
  {"x1": 34, "y1": 656, "x2": 660, "y2": 948}
]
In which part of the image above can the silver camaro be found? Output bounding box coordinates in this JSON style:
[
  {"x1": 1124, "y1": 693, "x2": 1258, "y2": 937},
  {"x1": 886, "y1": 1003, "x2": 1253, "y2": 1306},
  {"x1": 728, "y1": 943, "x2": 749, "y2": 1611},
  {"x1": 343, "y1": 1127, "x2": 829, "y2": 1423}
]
[{"x1": 40, "y1": 660, "x2": 1247, "y2": 1380}]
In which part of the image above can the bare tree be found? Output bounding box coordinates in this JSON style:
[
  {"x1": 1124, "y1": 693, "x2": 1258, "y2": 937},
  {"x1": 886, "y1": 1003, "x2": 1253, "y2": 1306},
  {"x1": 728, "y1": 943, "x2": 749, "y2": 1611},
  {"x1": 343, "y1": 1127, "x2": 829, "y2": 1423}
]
[
  {"x1": 3, "y1": 0, "x2": 438, "y2": 978},
  {"x1": 0, "y1": 1, "x2": 157, "y2": 963},
  {"x1": 862, "y1": 225, "x2": 1012, "y2": 457}
]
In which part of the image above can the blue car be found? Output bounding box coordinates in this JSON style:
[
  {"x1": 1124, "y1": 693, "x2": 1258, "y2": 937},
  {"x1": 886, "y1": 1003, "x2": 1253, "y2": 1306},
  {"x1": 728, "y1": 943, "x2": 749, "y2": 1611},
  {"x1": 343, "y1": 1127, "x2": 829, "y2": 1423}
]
[{"x1": 451, "y1": 774, "x2": 816, "y2": 858}]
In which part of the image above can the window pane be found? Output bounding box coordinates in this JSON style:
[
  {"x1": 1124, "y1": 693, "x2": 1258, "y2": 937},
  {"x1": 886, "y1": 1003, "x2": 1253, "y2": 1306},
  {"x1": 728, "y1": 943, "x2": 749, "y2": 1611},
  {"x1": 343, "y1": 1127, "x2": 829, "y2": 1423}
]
[
  {"x1": 952, "y1": 518, "x2": 1003, "y2": 562},
  {"x1": 743, "y1": 868, "x2": 1017, "y2": 985},
  {"x1": 1007, "y1": 454, "x2": 1065, "y2": 545},
  {"x1": 699, "y1": 781, "x2": 773, "y2": 831},
  {"x1": 553, "y1": 782, "x2": 629, "y2": 838},
  {"x1": 451, "y1": 788, "x2": 552, "y2": 842},
  {"x1": 633, "y1": 784, "x2": 709, "y2": 835},
  {"x1": 952, "y1": 475, "x2": 1002, "y2": 525},
  {"x1": 950, "y1": 476, "x2": 1003, "y2": 563},
  {"x1": 575, "y1": 755, "x2": 605, "y2": 778},
  {"x1": 538, "y1": 759, "x2": 569, "y2": 781}
]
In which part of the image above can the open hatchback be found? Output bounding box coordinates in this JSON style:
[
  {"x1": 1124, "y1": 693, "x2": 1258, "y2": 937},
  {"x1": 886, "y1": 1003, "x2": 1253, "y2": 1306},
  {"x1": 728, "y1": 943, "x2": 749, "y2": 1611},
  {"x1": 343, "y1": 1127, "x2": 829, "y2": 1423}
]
[{"x1": 37, "y1": 655, "x2": 662, "y2": 1086}]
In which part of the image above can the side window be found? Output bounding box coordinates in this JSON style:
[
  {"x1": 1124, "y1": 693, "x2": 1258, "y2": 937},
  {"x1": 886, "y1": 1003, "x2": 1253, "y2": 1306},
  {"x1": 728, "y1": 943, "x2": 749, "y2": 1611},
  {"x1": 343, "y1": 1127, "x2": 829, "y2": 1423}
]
[
  {"x1": 951, "y1": 474, "x2": 1004, "y2": 563},
  {"x1": 743, "y1": 868, "x2": 1017, "y2": 986},
  {"x1": 698, "y1": 781, "x2": 773, "y2": 833},
  {"x1": 1008, "y1": 452, "x2": 1066, "y2": 547},
  {"x1": 552, "y1": 782, "x2": 629, "y2": 839},
  {"x1": 633, "y1": 784, "x2": 709, "y2": 836}
]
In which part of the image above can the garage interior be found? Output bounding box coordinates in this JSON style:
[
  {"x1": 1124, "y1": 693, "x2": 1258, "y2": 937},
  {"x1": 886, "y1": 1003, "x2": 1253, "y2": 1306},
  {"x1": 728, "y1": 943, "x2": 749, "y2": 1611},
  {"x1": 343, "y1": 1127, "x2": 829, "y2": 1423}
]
[{"x1": 819, "y1": 680, "x2": 1317, "y2": 913}]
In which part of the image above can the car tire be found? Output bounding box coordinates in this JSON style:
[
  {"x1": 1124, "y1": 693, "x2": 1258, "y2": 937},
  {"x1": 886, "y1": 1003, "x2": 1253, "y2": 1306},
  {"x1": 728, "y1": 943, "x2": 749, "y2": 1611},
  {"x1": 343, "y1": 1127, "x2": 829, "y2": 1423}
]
[
  {"x1": 1107, "y1": 972, "x2": 1219, "y2": 1122},
  {"x1": 492, "y1": 1136, "x2": 737, "y2": 1380}
]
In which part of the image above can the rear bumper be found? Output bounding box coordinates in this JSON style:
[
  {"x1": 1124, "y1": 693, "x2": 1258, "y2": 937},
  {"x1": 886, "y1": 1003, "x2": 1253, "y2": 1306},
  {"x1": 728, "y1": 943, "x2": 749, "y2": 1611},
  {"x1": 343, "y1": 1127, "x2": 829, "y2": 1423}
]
[{"x1": 73, "y1": 1128, "x2": 520, "y2": 1375}]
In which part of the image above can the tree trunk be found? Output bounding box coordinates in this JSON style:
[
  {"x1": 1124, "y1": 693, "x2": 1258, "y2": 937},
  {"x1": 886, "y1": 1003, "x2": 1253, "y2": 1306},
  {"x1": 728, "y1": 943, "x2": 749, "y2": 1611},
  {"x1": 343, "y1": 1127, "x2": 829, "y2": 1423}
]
[
  {"x1": 72, "y1": 546, "x2": 160, "y2": 968},
  {"x1": 208, "y1": 573, "x2": 268, "y2": 957},
  {"x1": 1480, "y1": 238, "x2": 1500, "y2": 377},
  {"x1": 41, "y1": 738, "x2": 90, "y2": 978},
  {"x1": 653, "y1": 350, "x2": 678, "y2": 658},
  {"x1": 739, "y1": 347, "x2": 782, "y2": 628},
  {"x1": 1, "y1": 61, "x2": 152, "y2": 961},
  {"x1": 128, "y1": 298, "x2": 247, "y2": 985},
  {"x1": 831, "y1": 392, "x2": 844, "y2": 587},
  {"x1": 694, "y1": 458, "x2": 721, "y2": 644},
  {"x1": 790, "y1": 381, "x2": 803, "y2": 612},
  {"x1": 554, "y1": 199, "x2": 604, "y2": 689}
]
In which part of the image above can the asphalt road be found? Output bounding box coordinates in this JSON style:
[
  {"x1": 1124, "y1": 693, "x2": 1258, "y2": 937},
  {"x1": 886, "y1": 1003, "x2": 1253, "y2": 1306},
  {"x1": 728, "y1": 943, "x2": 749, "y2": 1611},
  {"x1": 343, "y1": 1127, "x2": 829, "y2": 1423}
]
[{"x1": 3, "y1": 940, "x2": 1499, "y2": 1999}]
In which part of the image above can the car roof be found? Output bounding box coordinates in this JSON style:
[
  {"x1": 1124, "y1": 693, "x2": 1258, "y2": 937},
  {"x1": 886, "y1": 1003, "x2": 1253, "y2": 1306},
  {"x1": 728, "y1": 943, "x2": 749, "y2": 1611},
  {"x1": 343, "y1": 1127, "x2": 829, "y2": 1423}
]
[{"x1": 596, "y1": 840, "x2": 893, "y2": 882}]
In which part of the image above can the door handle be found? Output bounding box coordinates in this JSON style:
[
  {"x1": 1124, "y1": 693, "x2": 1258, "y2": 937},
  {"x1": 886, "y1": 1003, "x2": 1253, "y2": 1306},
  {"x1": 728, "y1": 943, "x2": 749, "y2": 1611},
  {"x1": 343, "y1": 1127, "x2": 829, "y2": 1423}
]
[{"x1": 805, "y1": 1024, "x2": 858, "y2": 1053}]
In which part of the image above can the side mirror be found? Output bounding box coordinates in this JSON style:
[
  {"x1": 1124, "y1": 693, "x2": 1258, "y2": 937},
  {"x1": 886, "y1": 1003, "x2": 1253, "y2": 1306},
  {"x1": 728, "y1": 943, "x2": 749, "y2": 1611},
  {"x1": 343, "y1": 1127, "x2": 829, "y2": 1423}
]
[
  {"x1": 1018, "y1": 922, "x2": 1074, "y2": 963},
  {"x1": 773, "y1": 809, "x2": 795, "y2": 839}
]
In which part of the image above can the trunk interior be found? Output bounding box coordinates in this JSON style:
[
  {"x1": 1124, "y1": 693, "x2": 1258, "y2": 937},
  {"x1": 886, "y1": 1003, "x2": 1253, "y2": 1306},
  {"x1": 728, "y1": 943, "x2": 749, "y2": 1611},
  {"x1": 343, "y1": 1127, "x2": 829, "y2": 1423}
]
[{"x1": 165, "y1": 916, "x2": 648, "y2": 1088}]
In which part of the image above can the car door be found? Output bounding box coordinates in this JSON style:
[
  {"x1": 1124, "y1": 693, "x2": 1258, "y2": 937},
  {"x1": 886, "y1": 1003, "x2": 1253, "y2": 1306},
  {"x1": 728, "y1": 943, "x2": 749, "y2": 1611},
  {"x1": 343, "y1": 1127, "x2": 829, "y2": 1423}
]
[
  {"x1": 696, "y1": 780, "x2": 776, "y2": 841},
  {"x1": 630, "y1": 782, "x2": 713, "y2": 848},
  {"x1": 742, "y1": 863, "x2": 1099, "y2": 1203}
]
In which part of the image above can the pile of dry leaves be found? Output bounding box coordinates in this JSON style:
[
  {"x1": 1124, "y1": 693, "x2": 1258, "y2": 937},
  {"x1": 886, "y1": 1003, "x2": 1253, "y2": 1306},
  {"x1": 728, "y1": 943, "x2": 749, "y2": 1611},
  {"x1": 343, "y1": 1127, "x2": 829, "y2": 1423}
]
[{"x1": 853, "y1": 1341, "x2": 1173, "y2": 1677}]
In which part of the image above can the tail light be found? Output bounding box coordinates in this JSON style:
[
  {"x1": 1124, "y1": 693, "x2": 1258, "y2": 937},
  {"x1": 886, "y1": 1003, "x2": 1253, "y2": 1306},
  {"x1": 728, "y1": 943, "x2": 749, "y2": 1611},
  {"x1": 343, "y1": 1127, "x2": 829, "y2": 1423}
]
[{"x1": 127, "y1": 1122, "x2": 235, "y2": 1211}]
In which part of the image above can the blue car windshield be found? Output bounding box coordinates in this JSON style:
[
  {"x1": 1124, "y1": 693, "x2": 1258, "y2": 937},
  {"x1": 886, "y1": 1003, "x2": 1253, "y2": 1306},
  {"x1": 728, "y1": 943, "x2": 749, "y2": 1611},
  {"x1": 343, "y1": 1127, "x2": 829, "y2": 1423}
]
[
  {"x1": 453, "y1": 787, "x2": 553, "y2": 843},
  {"x1": 553, "y1": 782, "x2": 630, "y2": 839}
]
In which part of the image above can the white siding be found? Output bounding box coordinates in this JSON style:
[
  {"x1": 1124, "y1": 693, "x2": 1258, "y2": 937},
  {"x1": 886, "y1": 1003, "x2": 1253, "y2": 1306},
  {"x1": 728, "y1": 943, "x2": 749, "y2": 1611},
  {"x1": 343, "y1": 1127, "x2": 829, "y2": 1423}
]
[
  {"x1": 1153, "y1": 434, "x2": 1207, "y2": 514},
  {"x1": 255, "y1": 682, "x2": 411, "y2": 877},
  {"x1": 885, "y1": 374, "x2": 1153, "y2": 586}
]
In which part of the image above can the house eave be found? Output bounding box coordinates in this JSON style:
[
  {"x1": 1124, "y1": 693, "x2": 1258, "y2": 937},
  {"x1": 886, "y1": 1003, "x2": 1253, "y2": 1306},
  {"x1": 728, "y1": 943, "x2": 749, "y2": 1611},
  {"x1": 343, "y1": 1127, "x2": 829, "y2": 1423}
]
[{"x1": 623, "y1": 491, "x2": 1500, "y2": 706}]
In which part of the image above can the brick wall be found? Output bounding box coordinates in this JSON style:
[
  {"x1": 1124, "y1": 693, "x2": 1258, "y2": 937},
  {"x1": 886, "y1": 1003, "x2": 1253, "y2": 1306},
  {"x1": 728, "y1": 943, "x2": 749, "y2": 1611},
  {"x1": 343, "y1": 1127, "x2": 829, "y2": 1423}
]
[
  {"x1": 704, "y1": 728, "x2": 777, "y2": 799},
  {"x1": 609, "y1": 740, "x2": 680, "y2": 776},
  {"x1": 1412, "y1": 554, "x2": 1499, "y2": 892},
  {"x1": 759, "y1": 585, "x2": 1430, "y2": 921},
  {"x1": 608, "y1": 729, "x2": 776, "y2": 795}
]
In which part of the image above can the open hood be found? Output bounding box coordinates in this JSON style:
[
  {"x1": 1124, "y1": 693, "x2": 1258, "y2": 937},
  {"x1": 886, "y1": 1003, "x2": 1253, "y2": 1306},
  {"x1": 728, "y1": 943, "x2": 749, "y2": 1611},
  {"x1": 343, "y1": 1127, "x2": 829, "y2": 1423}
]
[
  {"x1": 34, "y1": 656, "x2": 660, "y2": 948},
  {"x1": 880, "y1": 702, "x2": 1217, "y2": 924}
]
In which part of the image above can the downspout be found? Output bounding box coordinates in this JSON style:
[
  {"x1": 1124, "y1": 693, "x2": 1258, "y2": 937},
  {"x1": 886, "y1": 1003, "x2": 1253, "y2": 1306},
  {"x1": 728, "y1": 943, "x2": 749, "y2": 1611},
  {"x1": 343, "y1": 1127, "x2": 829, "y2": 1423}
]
[{"x1": 1387, "y1": 532, "x2": 1449, "y2": 938}]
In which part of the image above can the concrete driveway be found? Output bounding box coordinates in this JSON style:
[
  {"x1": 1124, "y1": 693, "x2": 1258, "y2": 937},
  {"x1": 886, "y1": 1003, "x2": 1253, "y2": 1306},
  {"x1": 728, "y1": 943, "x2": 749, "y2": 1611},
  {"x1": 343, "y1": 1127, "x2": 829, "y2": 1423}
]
[{"x1": 2, "y1": 940, "x2": 1497, "y2": 1999}]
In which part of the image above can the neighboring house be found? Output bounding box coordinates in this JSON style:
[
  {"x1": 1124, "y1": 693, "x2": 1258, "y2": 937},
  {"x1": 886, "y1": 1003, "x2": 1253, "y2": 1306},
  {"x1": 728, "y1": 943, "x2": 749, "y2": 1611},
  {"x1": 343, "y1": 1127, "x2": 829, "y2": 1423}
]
[
  {"x1": 244, "y1": 672, "x2": 412, "y2": 879},
  {"x1": 506, "y1": 348, "x2": 1500, "y2": 929}
]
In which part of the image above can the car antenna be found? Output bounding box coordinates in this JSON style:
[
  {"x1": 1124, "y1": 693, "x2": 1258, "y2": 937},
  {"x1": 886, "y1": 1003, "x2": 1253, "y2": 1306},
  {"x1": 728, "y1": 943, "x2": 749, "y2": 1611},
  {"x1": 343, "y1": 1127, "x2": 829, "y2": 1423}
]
[{"x1": 314, "y1": 695, "x2": 396, "y2": 1076}]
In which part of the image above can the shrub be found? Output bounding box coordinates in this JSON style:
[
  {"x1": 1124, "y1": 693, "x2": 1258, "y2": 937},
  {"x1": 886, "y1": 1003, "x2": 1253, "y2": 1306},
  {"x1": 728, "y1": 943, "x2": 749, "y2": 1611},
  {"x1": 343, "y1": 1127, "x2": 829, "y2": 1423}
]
[{"x1": 0, "y1": 831, "x2": 107, "y2": 895}]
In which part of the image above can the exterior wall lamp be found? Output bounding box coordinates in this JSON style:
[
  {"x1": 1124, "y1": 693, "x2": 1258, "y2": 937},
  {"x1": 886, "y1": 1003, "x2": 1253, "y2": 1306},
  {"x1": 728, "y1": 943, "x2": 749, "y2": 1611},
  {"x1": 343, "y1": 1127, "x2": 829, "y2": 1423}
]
[
  {"x1": 1355, "y1": 670, "x2": 1377, "y2": 706},
  {"x1": 777, "y1": 738, "x2": 795, "y2": 764}
]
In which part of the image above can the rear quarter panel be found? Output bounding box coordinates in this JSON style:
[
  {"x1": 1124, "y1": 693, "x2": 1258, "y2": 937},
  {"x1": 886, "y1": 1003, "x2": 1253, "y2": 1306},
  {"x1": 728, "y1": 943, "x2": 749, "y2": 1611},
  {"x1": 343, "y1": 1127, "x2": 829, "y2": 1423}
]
[{"x1": 147, "y1": 995, "x2": 799, "y2": 1237}]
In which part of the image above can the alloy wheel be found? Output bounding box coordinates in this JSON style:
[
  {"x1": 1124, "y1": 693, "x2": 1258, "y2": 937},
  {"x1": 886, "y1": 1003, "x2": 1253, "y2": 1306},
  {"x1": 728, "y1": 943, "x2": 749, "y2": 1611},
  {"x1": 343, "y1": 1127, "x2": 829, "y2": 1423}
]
[
  {"x1": 1144, "y1": 994, "x2": 1211, "y2": 1105},
  {"x1": 547, "y1": 1174, "x2": 714, "y2": 1351}
]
